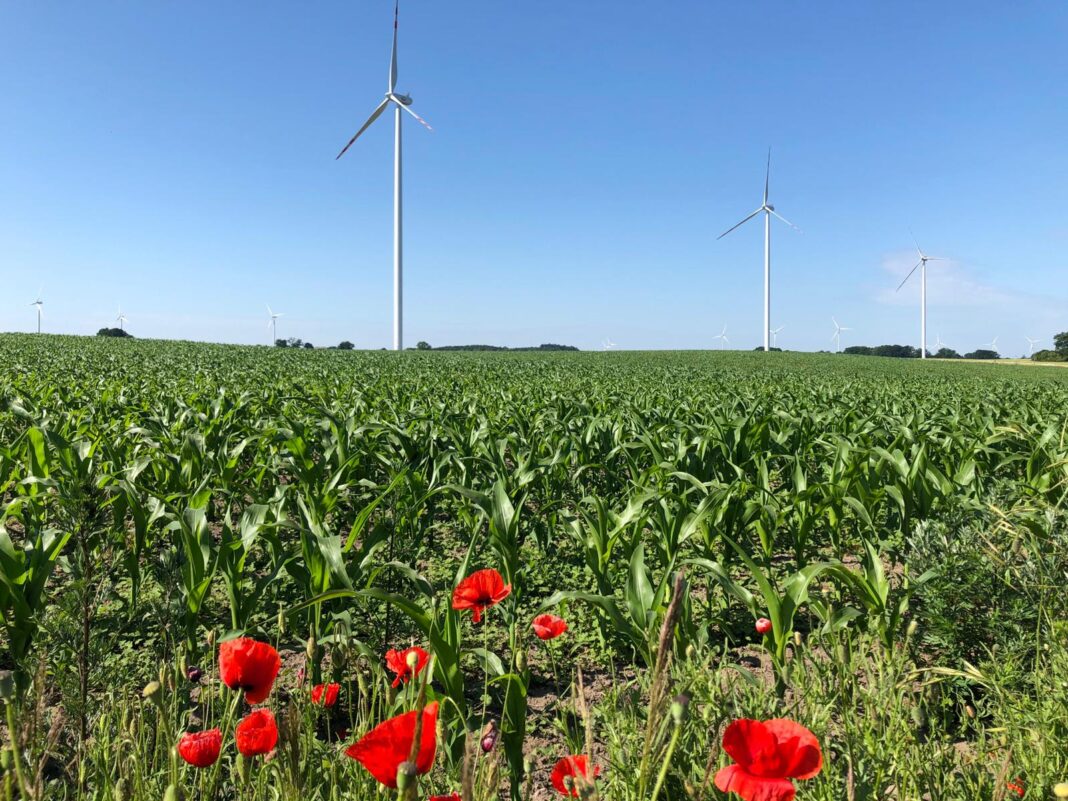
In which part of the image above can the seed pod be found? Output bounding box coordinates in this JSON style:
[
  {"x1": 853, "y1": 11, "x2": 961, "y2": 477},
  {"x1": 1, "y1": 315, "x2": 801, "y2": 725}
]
[
  {"x1": 671, "y1": 693, "x2": 690, "y2": 726},
  {"x1": 142, "y1": 681, "x2": 163, "y2": 709},
  {"x1": 481, "y1": 720, "x2": 499, "y2": 753},
  {"x1": 395, "y1": 760, "x2": 416, "y2": 791}
]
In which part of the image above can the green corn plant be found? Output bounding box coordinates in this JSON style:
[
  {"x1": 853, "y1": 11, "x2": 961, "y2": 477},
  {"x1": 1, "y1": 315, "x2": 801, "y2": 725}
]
[{"x1": 165, "y1": 493, "x2": 220, "y2": 654}]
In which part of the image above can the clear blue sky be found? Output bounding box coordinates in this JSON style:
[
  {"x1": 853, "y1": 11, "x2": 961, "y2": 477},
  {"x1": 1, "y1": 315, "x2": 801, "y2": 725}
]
[{"x1": 2, "y1": 1, "x2": 1066, "y2": 354}]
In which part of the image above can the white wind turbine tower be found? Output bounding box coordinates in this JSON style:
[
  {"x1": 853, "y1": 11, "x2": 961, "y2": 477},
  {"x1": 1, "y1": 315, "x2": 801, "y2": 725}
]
[
  {"x1": 1025, "y1": 337, "x2": 1041, "y2": 357},
  {"x1": 831, "y1": 317, "x2": 851, "y2": 353},
  {"x1": 336, "y1": 1, "x2": 432, "y2": 352},
  {"x1": 895, "y1": 232, "x2": 945, "y2": 359},
  {"x1": 267, "y1": 305, "x2": 283, "y2": 344},
  {"x1": 717, "y1": 149, "x2": 800, "y2": 351},
  {"x1": 116, "y1": 305, "x2": 128, "y2": 333},
  {"x1": 30, "y1": 287, "x2": 43, "y2": 334},
  {"x1": 771, "y1": 325, "x2": 785, "y2": 348},
  {"x1": 712, "y1": 324, "x2": 730, "y2": 350}
]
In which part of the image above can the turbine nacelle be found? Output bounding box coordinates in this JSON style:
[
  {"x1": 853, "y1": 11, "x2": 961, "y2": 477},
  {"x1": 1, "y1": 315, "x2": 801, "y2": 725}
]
[{"x1": 391, "y1": 92, "x2": 413, "y2": 105}]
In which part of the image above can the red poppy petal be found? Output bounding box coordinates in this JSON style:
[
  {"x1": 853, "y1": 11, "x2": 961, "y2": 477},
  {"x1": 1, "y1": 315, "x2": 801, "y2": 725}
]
[
  {"x1": 345, "y1": 703, "x2": 438, "y2": 788},
  {"x1": 715, "y1": 765, "x2": 796, "y2": 801},
  {"x1": 235, "y1": 709, "x2": 279, "y2": 757},
  {"x1": 763, "y1": 719, "x2": 822, "y2": 780},
  {"x1": 722, "y1": 719, "x2": 778, "y2": 772}
]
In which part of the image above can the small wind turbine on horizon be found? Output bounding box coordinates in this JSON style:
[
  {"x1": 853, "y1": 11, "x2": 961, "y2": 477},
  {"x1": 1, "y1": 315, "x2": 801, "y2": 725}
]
[
  {"x1": 895, "y1": 232, "x2": 945, "y2": 360},
  {"x1": 831, "y1": 317, "x2": 851, "y2": 353},
  {"x1": 602, "y1": 338, "x2": 617, "y2": 351},
  {"x1": 336, "y1": 0, "x2": 432, "y2": 352},
  {"x1": 30, "y1": 288, "x2": 43, "y2": 334},
  {"x1": 935, "y1": 333, "x2": 946, "y2": 351},
  {"x1": 267, "y1": 305, "x2": 283, "y2": 344},
  {"x1": 712, "y1": 324, "x2": 730, "y2": 350},
  {"x1": 771, "y1": 325, "x2": 785, "y2": 348},
  {"x1": 1026, "y1": 337, "x2": 1041, "y2": 357},
  {"x1": 717, "y1": 149, "x2": 800, "y2": 352},
  {"x1": 116, "y1": 306, "x2": 128, "y2": 333},
  {"x1": 984, "y1": 336, "x2": 1000, "y2": 354}
]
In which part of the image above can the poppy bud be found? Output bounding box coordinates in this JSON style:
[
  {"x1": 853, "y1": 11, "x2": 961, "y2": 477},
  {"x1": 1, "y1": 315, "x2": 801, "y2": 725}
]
[
  {"x1": 277, "y1": 608, "x2": 286, "y2": 636},
  {"x1": 685, "y1": 644, "x2": 696, "y2": 661},
  {"x1": 1054, "y1": 782, "x2": 1068, "y2": 798},
  {"x1": 163, "y1": 783, "x2": 182, "y2": 801},
  {"x1": 396, "y1": 760, "x2": 416, "y2": 791},
  {"x1": 481, "y1": 720, "x2": 499, "y2": 753},
  {"x1": 516, "y1": 649, "x2": 528, "y2": 673},
  {"x1": 306, "y1": 636, "x2": 317, "y2": 662},
  {"x1": 670, "y1": 693, "x2": 690, "y2": 726},
  {"x1": 186, "y1": 666, "x2": 203, "y2": 683},
  {"x1": 755, "y1": 618, "x2": 772, "y2": 635},
  {"x1": 793, "y1": 631, "x2": 803, "y2": 647},
  {"x1": 236, "y1": 754, "x2": 249, "y2": 782},
  {"x1": 965, "y1": 704, "x2": 976, "y2": 719},
  {"x1": 113, "y1": 779, "x2": 128, "y2": 801},
  {"x1": 0, "y1": 670, "x2": 14, "y2": 702},
  {"x1": 142, "y1": 681, "x2": 163, "y2": 709},
  {"x1": 906, "y1": 620, "x2": 919, "y2": 640},
  {"x1": 205, "y1": 630, "x2": 216, "y2": 649},
  {"x1": 0, "y1": 749, "x2": 11, "y2": 771}
]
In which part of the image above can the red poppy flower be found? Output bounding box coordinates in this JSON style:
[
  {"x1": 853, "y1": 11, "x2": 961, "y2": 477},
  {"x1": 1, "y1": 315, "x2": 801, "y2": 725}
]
[
  {"x1": 428, "y1": 795, "x2": 462, "y2": 801},
  {"x1": 177, "y1": 729, "x2": 221, "y2": 768},
  {"x1": 385, "y1": 646, "x2": 430, "y2": 688},
  {"x1": 1007, "y1": 778, "x2": 1025, "y2": 798},
  {"x1": 755, "y1": 618, "x2": 773, "y2": 635},
  {"x1": 551, "y1": 755, "x2": 600, "y2": 797},
  {"x1": 345, "y1": 702, "x2": 439, "y2": 788},
  {"x1": 452, "y1": 568, "x2": 511, "y2": 623},
  {"x1": 532, "y1": 614, "x2": 568, "y2": 641},
  {"x1": 311, "y1": 682, "x2": 340, "y2": 707},
  {"x1": 714, "y1": 718, "x2": 822, "y2": 801},
  {"x1": 235, "y1": 709, "x2": 279, "y2": 758},
  {"x1": 218, "y1": 638, "x2": 281, "y2": 704}
]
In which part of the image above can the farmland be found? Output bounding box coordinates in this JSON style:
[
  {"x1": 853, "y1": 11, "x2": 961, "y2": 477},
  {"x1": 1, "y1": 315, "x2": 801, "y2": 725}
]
[{"x1": 2, "y1": 334, "x2": 1068, "y2": 800}]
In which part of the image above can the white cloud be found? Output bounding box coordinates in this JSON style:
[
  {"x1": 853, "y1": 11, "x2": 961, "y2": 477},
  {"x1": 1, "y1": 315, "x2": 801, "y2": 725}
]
[{"x1": 875, "y1": 251, "x2": 1017, "y2": 308}]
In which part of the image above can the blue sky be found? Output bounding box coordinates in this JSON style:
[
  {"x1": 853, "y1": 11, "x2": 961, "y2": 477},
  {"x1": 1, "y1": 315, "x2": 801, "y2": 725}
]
[{"x1": 2, "y1": 1, "x2": 1066, "y2": 353}]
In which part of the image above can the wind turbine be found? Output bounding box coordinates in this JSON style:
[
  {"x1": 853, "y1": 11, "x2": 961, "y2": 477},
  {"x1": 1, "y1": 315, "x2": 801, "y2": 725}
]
[
  {"x1": 336, "y1": 1, "x2": 432, "y2": 352},
  {"x1": 984, "y1": 336, "x2": 999, "y2": 354},
  {"x1": 771, "y1": 325, "x2": 785, "y2": 348},
  {"x1": 717, "y1": 149, "x2": 800, "y2": 352},
  {"x1": 934, "y1": 333, "x2": 946, "y2": 352},
  {"x1": 30, "y1": 288, "x2": 43, "y2": 334},
  {"x1": 1025, "y1": 337, "x2": 1041, "y2": 357},
  {"x1": 267, "y1": 305, "x2": 283, "y2": 344},
  {"x1": 831, "y1": 317, "x2": 851, "y2": 353},
  {"x1": 712, "y1": 324, "x2": 730, "y2": 350},
  {"x1": 602, "y1": 338, "x2": 617, "y2": 351},
  {"x1": 895, "y1": 232, "x2": 945, "y2": 359},
  {"x1": 116, "y1": 306, "x2": 128, "y2": 333}
]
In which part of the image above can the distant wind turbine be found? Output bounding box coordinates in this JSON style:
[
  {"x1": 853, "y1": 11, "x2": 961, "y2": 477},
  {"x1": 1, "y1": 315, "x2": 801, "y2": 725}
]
[
  {"x1": 267, "y1": 305, "x2": 283, "y2": 344},
  {"x1": 712, "y1": 324, "x2": 730, "y2": 350},
  {"x1": 602, "y1": 338, "x2": 617, "y2": 351},
  {"x1": 935, "y1": 333, "x2": 946, "y2": 351},
  {"x1": 831, "y1": 317, "x2": 852, "y2": 353},
  {"x1": 336, "y1": 0, "x2": 433, "y2": 352},
  {"x1": 30, "y1": 288, "x2": 43, "y2": 334},
  {"x1": 116, "y1": 306, "x2": 128, "y2": 333},
  {"x1": 984, "y1": 336, "x2": 1000, "y2": 354},
  {"x1": 771, "y1": 325, "x2": 785, "y2": 348},
  {"x1": 896, "y1": 232, "x2": 945, "y2": 359},
  {"x1": 717, "y1": 149, "x2": 800, "y2": 352},
  {"x1": 1025, "y1": 337, "x2": 1041, "y2": 357}
]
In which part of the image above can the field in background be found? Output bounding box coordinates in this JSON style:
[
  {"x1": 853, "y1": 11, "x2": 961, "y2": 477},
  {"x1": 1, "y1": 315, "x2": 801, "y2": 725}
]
[{"x1": 1, "y1": 334, "x2": 1067, "y2": 800}]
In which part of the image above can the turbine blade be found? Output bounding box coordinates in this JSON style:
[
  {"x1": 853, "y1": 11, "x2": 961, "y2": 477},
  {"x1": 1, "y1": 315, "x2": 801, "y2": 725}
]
[
  {"x1": 769, "y1": 209, "x2": 801, "y2": 232},
  {"x1": 909, "y1": 227, "x2": 924, "y2": 260},
  {"x1": 389, "y1": 0, "x2": 399, "y2": 93},
  {"x1": 336, "y1": 98, "x2": 391, "y2": 159},
  {"x1": 717, "y1": 208, "x2": 762, "y2": 239},
  {"x1": 896, "y1": 260, "x2": 923, "y2": 292},
  {"x1": 763, "y1": 147, "x2": 771, "y2": 206},
  {"x1": 391, "y1": 95, "x2": 433, "y2": 131},
  {"x1": 267, "y1": 304, "x2": 274, "y2": 316}
]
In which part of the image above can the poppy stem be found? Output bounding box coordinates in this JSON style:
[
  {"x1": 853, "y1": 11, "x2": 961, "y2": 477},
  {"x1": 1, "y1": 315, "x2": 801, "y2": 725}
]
[
  {"x1": 206, "y1": 690, "x2": 242, "y2": 800},
  {"x1": 649, "y1": 723, "x2": 681, "y2": 801}
]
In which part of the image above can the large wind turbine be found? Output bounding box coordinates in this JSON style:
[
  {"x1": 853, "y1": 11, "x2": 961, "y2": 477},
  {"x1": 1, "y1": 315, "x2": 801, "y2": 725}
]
[
  {"x1": 718, "y1": 149, "x2": 800, "y2": 351},
  {"x1": 336, "y1": 1, "x2": 432, "y2": 352},
  {"x1": 30, "y1": 288, "x2": 43, "y2": 334},
  {"x1": 895, "y1": 233, "x2": 944, "y2": 360},
  {"x1": 831, "y1": 317, "x2": 851, "y2": 353},
  {"x1": 267, "y1": 305, "x2": 283, "y2": 344}
]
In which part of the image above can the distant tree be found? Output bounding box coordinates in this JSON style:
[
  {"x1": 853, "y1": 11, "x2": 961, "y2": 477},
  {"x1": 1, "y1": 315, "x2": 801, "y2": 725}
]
[
  {"x1": 338, "y1": 341, "x2": 355, "y2": 350},
  {"x1": 416, "y1": 341, "x2": 431, "y2": 350},
  {"x1": 934, "y1": 347, "x2": 961, "y2": 359},
  {"x1": 1055, "y1": 331, "x2": 1068, "y2": 355},
  {"x1": 286, "y1": 337, "x2": 304, "y2": 349},
  {"x1": 275, "y1": 339, "x2": 288, "y2": 348},
  {"x1": 964, "y1": 349, "x2": 999, "y2": 360},
  {"x1": 1033, "y1": 349, "x2": 1066, "y2": 362},
  {"x1": 96, "y1": 327, "x2": 133, "y2": 338},
  {"x1": 303, "y1": 342, "x2": 314, "y2": 349},
  {"x1": 843, "y1": 346, "x2": 873, "y2": 356},
  {"x1": 752, "y1": 346, "x2": 783, "y2": 352}
]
